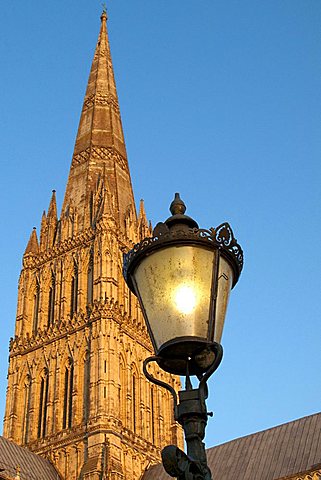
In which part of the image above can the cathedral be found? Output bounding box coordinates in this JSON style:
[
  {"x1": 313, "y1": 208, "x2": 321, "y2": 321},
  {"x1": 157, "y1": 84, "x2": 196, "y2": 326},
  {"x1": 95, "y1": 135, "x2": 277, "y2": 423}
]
[
  {"x1": 1, "y1": 9, "x2": 181, "y2": 480},
  {"x1": 1, "y1": 9, "x2": 321, "y2": 480}
]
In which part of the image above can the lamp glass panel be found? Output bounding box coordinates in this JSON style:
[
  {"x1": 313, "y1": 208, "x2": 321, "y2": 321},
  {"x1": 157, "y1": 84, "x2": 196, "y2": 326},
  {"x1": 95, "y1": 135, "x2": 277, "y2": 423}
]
[
  {"x1": 134, "y1": 246, "x2": 215, "y2": 350},
  {"x1": 214, "y1": 256, "x2": 233, "y2": 343}
]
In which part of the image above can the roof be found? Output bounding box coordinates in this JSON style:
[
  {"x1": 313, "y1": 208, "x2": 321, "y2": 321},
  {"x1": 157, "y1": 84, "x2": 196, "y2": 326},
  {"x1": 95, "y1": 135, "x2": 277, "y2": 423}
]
[
  {"x1": 0, "y1": 436, "x2": 60, "y2": 480},
  {"x1": 142, "y1": 412, "x2": 321, "y2": 480}
]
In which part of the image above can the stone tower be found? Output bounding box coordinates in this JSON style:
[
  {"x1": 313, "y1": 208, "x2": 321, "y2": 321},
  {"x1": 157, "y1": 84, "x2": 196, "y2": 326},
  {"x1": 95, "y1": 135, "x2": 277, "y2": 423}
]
[{"x1": 3, "y1": 11, "x2": 182, "y2": 480}]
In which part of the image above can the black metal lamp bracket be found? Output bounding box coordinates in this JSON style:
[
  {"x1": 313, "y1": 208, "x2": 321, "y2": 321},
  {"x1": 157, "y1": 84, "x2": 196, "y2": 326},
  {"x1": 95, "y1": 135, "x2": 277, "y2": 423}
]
[{"x1": 143, "y1": 342, "x2": 223, "y2": 480}]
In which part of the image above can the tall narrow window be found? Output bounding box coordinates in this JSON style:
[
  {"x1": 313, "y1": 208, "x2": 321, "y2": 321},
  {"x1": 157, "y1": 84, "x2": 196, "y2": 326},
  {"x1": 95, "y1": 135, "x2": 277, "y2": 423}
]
[
  {"x1": 69, "y1": 364, "x2": 74, "y2": 428},
  {"x1": 48, "y1": 273, "x2": 55, "y2": 326},
  {"x1": 37, "y1": 378, "x2": 44, "y2": 438},
  {"x1": 32, "y1": 280, "x2": 40, "y2": 333},
  {"x1": 63, "y1": 362, "x2": 74, "y2": 429},
  {"x1": 38, "y1": 372, "x2": 49, "y2": 438},
  {"x1": 132, "y1": 373, "x2": 140, "y2": 432},
  {"x1": 119, "y1": 359, "x2": 125, "y2": 424},
  {"x1": 87, "y1": 250, "x2": 94, "y2": 305},
  {"x1": 128, "y1": 291, "x2": 132, "y2": 317},
  {"x1": 63, "y1": 368, "x2": 69, "y2": 428},
  {"x1": 58, "y1": 263, "x2": 63, "y2": 321},
  {"x1": 83, "y1": 350, "x2": 90, "y2": 424},
  {"x1": 132, "y1": 375, "x2": 136, "y2": 432},
  {"x1": 70, "y1": 261, "x2": 78, "y2": 317},
  {"x1": 22, "y1": 375, "x2": 31, "y2": 444},
  {"x1": 151, "y1": 387, "x2": 156, "y2": 444}
]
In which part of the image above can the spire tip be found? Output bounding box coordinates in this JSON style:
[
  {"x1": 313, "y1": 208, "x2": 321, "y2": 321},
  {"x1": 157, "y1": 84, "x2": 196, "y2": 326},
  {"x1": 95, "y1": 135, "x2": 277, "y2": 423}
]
[{"x1": 101, "y1": 3, "x2": 108, "y2": 21}]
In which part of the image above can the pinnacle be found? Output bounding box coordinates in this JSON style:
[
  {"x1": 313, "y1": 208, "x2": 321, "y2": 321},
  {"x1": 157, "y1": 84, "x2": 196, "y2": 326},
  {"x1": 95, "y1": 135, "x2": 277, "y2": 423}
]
[
  {"x1": 138, "y1": 199, "x2": 146, "y2": 218},
  {"x1": 47, "y1": 190, "x2": 57, "y2": 220},
  {"x1": 24, "y1": 227, "x2": 39, "y2": 256}
]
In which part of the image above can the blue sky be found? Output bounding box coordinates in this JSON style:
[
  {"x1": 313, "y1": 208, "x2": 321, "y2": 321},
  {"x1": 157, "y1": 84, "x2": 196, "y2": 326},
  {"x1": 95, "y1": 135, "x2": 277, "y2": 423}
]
[{"x1": 1, "y1": 1, "x2": 321, "y2": 449}]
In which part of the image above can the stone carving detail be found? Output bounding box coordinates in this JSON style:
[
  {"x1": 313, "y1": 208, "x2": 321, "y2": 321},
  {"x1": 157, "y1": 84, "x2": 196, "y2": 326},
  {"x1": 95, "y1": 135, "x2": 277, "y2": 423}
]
[
  {"x1": 23, "y1": 227, "x2": 96, "y2": 269},
  {"x1": 71, "y1": 149, "x2": 90, "y2": 167},
  {"x1": 9, "y1": 298, "x2": 150, "y2": 356},
  {"x1": 90, "y1": 177, "x2": 105, "y2": 227},
  {"x1": 96, "y1": 93, "x2": 119, "y2": 111},
  {"x1": 91, "y1": 147, "x2": 128, "y2": 172},
  {"x1": 71, "y1": 147, "x2": 128, "y2": 172},
  {"x1": 82, "y1": 93, "x2": 119, "y2": 114}
]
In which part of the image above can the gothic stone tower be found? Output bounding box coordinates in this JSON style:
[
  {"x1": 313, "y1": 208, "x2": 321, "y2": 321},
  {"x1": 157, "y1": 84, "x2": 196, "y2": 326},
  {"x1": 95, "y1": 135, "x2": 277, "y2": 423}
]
[{"x1": 3, "y1": 11, "x2": 182, "y2": 480}]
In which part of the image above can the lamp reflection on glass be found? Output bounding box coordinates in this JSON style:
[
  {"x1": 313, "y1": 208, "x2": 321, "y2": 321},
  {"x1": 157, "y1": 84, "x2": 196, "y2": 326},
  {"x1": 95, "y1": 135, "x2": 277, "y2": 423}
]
[{"x1": 174, "y1": 284, "x2": 197, "y2": 314}]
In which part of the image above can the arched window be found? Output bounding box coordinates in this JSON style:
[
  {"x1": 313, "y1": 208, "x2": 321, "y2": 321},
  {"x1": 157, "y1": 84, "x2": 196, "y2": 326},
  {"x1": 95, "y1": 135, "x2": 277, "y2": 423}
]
[
  {"x1": 70, "y1": 261, "x2": 78, "y2": 317},
  {"x1": 48, "y1": 273, "x2": 56, "y2": 326},
  {"x1": 83, "y1": 350, "x2": 90, "y2": 424},
  {"x1": 87, "y1": 249, "x2": 94, "y2": 305},
  {"x1": 131, "y1": 365, "x2": 139, "y2": 434},
  {"x1": 128, "y1": 290, "x2": 132, "y2": 317},
  {"x1": 132, "y1": 374, "x2": 137, "y2": 432},
  {"x1": 38, "y1": 370, "x2": 49, "y2": 438},
  {"x1": 22, "y1": 375, "x2": 31, "y2": 444},
  {"x1": 119, "y1": 357, "x2": 126, "y2": 424},
  {"x1": 151, "y1": 386, "x2": 156, "y2": 444},
  {"x1": 63, "y1": 361, "x2": 74, "y2": 429},
  {"x1": 32, "y1": 279, "x2": 40, "y2": 333}
]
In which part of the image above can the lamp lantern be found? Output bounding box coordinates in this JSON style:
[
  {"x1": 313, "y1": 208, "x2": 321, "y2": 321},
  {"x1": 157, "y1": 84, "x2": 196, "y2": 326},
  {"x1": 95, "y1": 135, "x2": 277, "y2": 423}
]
[{"x1": 123, "y1": 193, "x2": 243, "y2": 377}]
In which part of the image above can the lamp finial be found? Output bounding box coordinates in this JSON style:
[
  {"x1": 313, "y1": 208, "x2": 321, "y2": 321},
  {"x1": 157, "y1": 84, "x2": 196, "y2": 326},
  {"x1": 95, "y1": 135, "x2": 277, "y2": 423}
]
[{"x1": 170, "y1": 193, "x2": 186, "y2": 216}]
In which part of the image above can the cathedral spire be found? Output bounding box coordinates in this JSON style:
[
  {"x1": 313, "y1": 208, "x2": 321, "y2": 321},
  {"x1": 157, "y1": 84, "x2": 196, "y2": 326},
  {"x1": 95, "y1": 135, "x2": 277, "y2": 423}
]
[
  {"x1": 73, "y1": 9, "x2": 125, "y2": 157},
  {"x1": 62, "y1": 10, "x2": 136, "y2": 233}
]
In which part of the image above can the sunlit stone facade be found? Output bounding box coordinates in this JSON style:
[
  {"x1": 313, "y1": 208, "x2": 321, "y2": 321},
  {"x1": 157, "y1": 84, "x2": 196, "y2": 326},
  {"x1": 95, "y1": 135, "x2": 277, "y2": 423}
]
[{"x1": 3, "y1": 11, "x2": 182, "y2": 480}]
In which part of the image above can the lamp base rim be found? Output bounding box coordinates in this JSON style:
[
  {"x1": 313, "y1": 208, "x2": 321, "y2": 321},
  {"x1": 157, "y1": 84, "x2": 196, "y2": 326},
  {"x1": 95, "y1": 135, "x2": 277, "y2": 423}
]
[{"x1": 156, "y1": 337, "x2": 217, "y2": 376}]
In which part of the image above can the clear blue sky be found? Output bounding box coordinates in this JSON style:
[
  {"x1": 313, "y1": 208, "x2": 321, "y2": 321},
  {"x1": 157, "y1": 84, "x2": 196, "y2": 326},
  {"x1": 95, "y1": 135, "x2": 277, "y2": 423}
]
[{"x1": 1, "y1": 1, "x2": 320, "y2": 449}]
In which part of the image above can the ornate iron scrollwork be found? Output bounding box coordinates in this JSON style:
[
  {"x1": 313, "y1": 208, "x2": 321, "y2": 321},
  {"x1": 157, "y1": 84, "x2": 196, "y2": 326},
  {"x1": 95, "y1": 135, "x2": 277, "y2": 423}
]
[{"x1": 123, "y1": 223, "x2": 243, "y2": 287}]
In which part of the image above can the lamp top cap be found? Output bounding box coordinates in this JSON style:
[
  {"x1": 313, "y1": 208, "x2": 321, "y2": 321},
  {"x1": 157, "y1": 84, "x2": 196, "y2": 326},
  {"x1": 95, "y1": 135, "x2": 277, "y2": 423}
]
[
  {"x1": 165, "y1": 193, "x2": 199, "y2": 230},
  {"x1": 123, "y1": 193, "x2": 244, "y2": 292}
]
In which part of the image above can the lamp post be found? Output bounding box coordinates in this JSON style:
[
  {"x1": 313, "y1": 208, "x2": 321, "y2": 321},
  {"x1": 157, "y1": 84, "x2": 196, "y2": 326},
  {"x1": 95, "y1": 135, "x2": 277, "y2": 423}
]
[{"x1": 123, "y1": 193, "x2": 243, "y2": 480}]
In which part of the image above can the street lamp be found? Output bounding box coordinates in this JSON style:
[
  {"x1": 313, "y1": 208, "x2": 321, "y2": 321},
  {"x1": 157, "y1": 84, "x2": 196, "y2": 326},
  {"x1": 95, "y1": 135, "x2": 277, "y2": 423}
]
[{"x1": 123, "y1": 193, "x2": 243, "y2": 480}]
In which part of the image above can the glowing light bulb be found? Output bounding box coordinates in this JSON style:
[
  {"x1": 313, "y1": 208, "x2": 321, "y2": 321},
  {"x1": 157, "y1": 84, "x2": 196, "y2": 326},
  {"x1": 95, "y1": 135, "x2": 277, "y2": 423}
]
[{"x1": 174, "y1": 285, "x2": 197, "y2": 314}]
